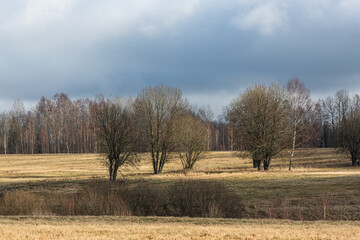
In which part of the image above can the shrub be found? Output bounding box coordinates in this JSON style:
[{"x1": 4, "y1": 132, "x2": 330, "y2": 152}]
[
  {"x1": 53, "y1": 181, "x2": 132, "y2": 216},
  {"x1": 0, "y1": 191, "x2": 49, "y2": 215},
  {"x1": 0, "y1": 180, "x2": 246, "y2": 218},
  {"x1": 79, "y1": 180, "x2": 246, "y2": 218}
]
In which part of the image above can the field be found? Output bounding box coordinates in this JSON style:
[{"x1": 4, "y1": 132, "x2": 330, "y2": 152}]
[
  {"x1": 1, "y1": 148, "x2": 360, "y2": 239},
  {"x1": 1, "y1": 216, "x2": 360, "y2": 240}
]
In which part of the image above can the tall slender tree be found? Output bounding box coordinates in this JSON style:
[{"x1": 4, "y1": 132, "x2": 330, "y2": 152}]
[{"x1": 286, "y1": 78, "x2": 313, "y2": 170}]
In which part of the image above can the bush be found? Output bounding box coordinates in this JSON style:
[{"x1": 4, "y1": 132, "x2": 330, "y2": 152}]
[
  {"x1": 0, "y1": 180, "x2": 246, "y2": 218},
  {"x1": 68, "y1": 180, "x2": 246, "y2": 218},
  {"x1": 159, "y1": 180, "x2": 245, "y2": 218},
  {"x1": 53, "y1": 181, "x2": 132, "y2": 216},
  {"x1": 0, "y1": 191, "x2": 49, "y2": 215}
]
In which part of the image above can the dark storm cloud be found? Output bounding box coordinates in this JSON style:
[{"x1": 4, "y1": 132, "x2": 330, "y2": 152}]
[{"x1": 1, "y1": 0, "x2": 360, "y2": 114}]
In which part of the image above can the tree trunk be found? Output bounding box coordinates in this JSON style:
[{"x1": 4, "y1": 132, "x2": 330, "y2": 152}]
[
  {"x1": 158, "y1": 158, "x2": 165, "y2": 174},
  {"x1": 253, "y1": 152, "x2": 261, "y2": 169},
  {"x1": 264, "y1": 156, "x2": 271, "y2": 171},
  {"x1": 351, "y1": 153, "x2": 357, "y2": 166},
  {"x1": 253, "y1": 158, "x2": 258, "y2": 168},
  {"x1": 113, "y1": 170, "x2": 117, "y2": 181},
  {"x1": 151, "y1": 145, "x2": 159, "y2": 174},
  {"x1": 109, "y1": 165, "x2": 113, "y2": 181},
  {"x1": 3, "y1": 132, "x2": 6, "y2": 154},
  {"x1": 113, "y1": 163, "x2": 119, "y2": 181},
  {"x1": 289, "y1": 129, "x2": 296, "y2": 171},
  {"x1": 264, "y1": 161, "x2": 269, "y2": 170}
]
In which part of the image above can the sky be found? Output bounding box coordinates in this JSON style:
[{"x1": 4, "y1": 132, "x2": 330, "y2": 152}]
[{"x1": 1, "y1": 0, "x2": 360, "y2": 116}]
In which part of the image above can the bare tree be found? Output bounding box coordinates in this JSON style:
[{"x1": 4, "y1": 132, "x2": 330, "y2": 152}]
[
  {"x1": 9, "y1": 100, "x2": 26, "y2": 154},
  {"x1": 191, "y1": 105, "x2": 214, "y2": 150},
  {"x1": 227, "y1": 84, "x2": 290, "y2": 170},
  {"x1": 286, "y1": 78, "x2": 313, "y2": 170},
  {"x1": 91, "y1": 96, "x2": 138, "y2": 181},
  {"x1": 322, "y1": 90, "x2": 351, "y2": 147},
  {"x1": 338, "y1": 94, "x2": 360, "y2": 166},
  {"x1": 0, "y1": 113, "x2": 9, "y2": 154},
  {"x1": 335, "y1": 90, "x2": 350, "y2": 123},
  {"x1": 175, "y1": 115, "x2": 208, "y2": 171},
  {"x1": 135, "y1": 84, "x2": 188, "y2": 174},
  {"x1": 322, "y1": 96, "x2": 337, "y2": 147}
]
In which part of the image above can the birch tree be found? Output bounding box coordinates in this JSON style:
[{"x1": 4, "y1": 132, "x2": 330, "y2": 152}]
[
  {"x1": 286, "y1": 78, "x2": 313, "y2": 170},
  {"x1": 0, "y1": 113, "x2": 9, "y2": 154}
]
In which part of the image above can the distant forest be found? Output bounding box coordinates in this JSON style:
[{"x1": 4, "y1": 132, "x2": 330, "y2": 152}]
[{"x1": 0, "y1": 82, "x2": 354, "y2": 154}]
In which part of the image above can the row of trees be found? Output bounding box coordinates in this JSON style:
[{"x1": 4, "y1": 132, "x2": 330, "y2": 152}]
[
  {"x1": 322, "y1": 90, "x2": 360, "y2": 166},
  {"x1": 91, "y1": 85, "x2": 208, "y2": 180},
  {"x1": 91, "y1": 81, "x2": 360, "y2": 178},
  {"x1": 0, "y1": 81, "x2": 359, "y2": 178},
  {"x1": 0, "y1": 95, "x2": 230, "y2": 156},
  {"x1": 0, "y1": 94, "x2": 98, "y2": 155},
  {"x1": 227, "y1": 78, "x2": 360, "y2": 170},
  {"x1": 227, "y1": 79, "x2": 322, "y2": 171}
]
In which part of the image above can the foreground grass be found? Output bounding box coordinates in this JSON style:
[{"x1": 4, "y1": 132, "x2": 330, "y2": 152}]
[
  {"x1": 0, "y1": 149, "x2": 360, "y2": 207},
  {"x1": 0, "y1": 216, "x2": 359, "y2": 240},
  {"x1": 1, "y1": 148, "x2": 360, "y2": 220},
  {"x1": 1, "y1": 149, "x2": 360, "y2": 238}
]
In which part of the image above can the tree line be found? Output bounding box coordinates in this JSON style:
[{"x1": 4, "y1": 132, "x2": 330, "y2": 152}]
[
  {"x1": 0, "y1": 80, "x2": 359, "y2": 178},
  {"x1": 0, "y1": 93, "x2": 229, "y2": 155}
]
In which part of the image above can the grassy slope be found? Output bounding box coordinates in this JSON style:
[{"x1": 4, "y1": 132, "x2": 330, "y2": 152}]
[
  {"x1": 1, "y1": 149, "x2": 359, "y2": 204},
  {"x1": 1, "y1": 148, "x2": 360, "y2": 239}
]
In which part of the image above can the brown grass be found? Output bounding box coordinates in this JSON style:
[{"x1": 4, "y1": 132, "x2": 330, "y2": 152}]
[
  {"x1": 1, "y1": 148, "x2": 360, "y2": 238},
  {"x1": 0, "y1": 148, "x2": 356, "y2": 183},
  {"x1": 0, "y1": 216, "x2": 359, "y2": 240}
]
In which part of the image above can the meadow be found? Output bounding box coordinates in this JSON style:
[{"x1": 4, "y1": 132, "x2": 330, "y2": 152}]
[{"x1": 1, "y1": 148, "x2": 360, "y2": 239}]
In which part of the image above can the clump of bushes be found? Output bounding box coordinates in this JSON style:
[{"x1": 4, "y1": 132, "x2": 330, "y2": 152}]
[
  {"x1": 2, "y1": 183, "x2": 358, "y2": 220},
  {"x1": 0, "y1": 191, "x2": 49, "y2": 215},
  {"x1": 0, "y1": 180, "x2": 245, "y2": 218},
  {"x1": 121, "y1": 180, "x2": 246, "y2": 218},
  {"x1": 60, "y1": 181, "x2": 132, "y2": 216}
]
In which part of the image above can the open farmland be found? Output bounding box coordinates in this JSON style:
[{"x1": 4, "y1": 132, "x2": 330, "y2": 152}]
[
  {"x1": 1, "y1": 148, "x2": 360, "y2": 239},
  {"x1": 0, "y1": 216, "x2": 360, "y2": 240}
]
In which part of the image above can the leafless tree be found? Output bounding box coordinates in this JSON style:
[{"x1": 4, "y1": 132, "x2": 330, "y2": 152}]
[
  {"x1": 338, "y1": 94, "x2": 360, "y2": 166},
  {"x1": 0, "y1": 113, "x2": 9, "y2": 154},
  {"x1": 9, "y1": 100, "x2": 26, "y2": 154},
  {"x1": 175, "y1": 115, "x2": 208, "y2": 171},
  {"x1": 227, "y1": 84, "x2": 290, "y2": 170},
  {"x1": 135, "y1": 84, "x2": 188, "y2": 174},
  {"x1": 91, "y1": 96, "x2": 138, "y2": 181},
  {"x1": 335, "y1": 90, "x2": 350, "y2": 122},
  {"x1": 322, "y1": 90, "x2": 351, "y2": 147},
  {"x1": 191, "y1": 105, "x2": 214, "y2": 150},
  {"x1": 286, "y1": 78, "x2": 314, "y2": 170},
  {"x1": 322, "y1": 96, "x2": 337, "y2": 147}
]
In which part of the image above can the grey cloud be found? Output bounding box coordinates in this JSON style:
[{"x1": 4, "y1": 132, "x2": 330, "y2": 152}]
[{"x1": 0, "y1": 0, "x2": 360, "y2": 114}]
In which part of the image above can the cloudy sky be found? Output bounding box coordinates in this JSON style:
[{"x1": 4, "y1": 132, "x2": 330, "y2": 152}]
[{"x1": 1, "y1": 0, "x2": 360, "y2": 115}]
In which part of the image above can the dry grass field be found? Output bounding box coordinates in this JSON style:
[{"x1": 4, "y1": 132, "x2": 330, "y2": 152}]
[
  {"x1": 0, "y1": 216, "x2": 360, "y2": 240},
  {"x1": 1, "y1": 148, "x2": 360, "y2": 239}
]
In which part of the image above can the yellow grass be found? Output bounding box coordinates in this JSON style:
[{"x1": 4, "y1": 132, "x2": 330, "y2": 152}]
[
  {"x1": 0, "y1": 216, "x2": 359, "y2": 240},
  {"x1": 1, "y1": 149, "x2": 360, "y2": 203},
  {"x1": 1, "y1": 148, "x2": 360, "y2": 239},
  {"x1": 0, "y1": 148, "x2": 358, "y2": 183},
  {"x1": 0, "y1": 154, "x2": 106, "y2": 182}
]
